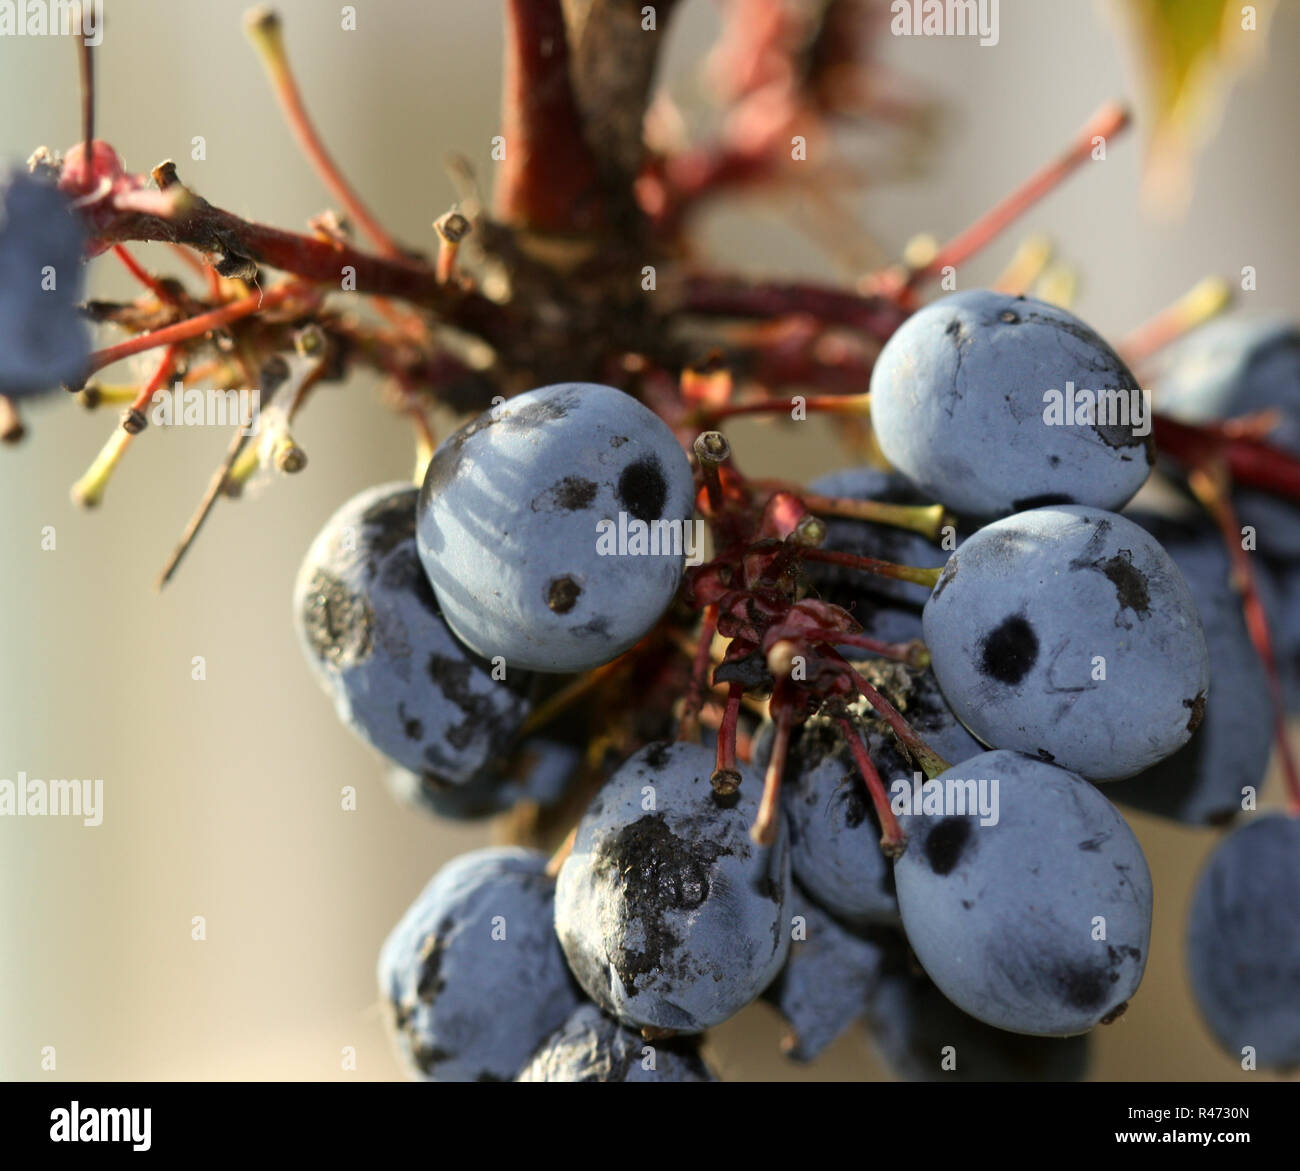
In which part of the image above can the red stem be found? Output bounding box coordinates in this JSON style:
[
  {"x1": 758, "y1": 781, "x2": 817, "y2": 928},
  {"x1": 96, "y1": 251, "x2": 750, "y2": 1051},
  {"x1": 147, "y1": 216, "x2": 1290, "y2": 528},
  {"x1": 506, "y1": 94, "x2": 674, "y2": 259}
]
[
  {"x1": 823, "y1": 648, "x2": 949, "y2": 778},
  {"x1": 86, "y1": 283, "x2": 305, "y2": 375},
  {"x1": 678, "y1": 604, "x2": 720, "y2": 741},
  {"x1": 1153, "y1": 414, "x2": 1300, "y2": 503},
  {"x1": 496, "y1": 0, "x2": 604, "y2": 233},
  {"x1": 904, "y1": 102, "x2": 1131, "y2": 292},
  {"x1": 835, "y1": 715, "x2": 907, "y2": 856}
]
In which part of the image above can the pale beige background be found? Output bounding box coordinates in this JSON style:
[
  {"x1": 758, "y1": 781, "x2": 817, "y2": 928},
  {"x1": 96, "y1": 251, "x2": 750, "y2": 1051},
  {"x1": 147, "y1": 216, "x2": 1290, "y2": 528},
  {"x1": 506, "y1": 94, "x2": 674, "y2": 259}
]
[{"x1": 1, "y1": 0, "x2": 1297, "y2": 1080}]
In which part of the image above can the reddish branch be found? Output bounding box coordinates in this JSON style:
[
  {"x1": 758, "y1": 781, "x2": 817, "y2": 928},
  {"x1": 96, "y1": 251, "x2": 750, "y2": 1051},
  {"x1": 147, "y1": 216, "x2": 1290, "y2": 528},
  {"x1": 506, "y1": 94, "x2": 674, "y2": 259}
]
[{"x1": 496, "y1": 0, "x2": 605, "y2": 233}]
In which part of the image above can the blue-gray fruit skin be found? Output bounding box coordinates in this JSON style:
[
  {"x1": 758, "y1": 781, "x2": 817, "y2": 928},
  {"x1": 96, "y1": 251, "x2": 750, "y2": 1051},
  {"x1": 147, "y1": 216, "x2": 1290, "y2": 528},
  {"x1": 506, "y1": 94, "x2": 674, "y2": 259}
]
[
  {"x1": 893, "y1": 750, "x2": 1152, "y2": 1036},
  {"x1": 416, "y1": 383, "x2": 696, "y2": 673},
  {"x1": 385, "y1": 737, "x2": 581, "y2": 821},
  {"x1": 1105, "y1": 511, "x2": 1270, "y2": 826},
  {"x1": 516, "y1": 1003, "x2": 717, "y2": 1082},
  {"x1": 554, "y1": 741, "x2": 792, "y2": 1033},
  {"x1": 293, "y1": 483, "x2": 533, "y2": 782},
  {"x1": 1152, "y1": 316, "x2": 1300, "y2": 558},
  {"x1": 1186, "y1": 812, "x2": 1300, "y2": 1069},
  {"x1": 869, "y1": 290, "x2": 1151, "y2": 519},
  {"x1": 763, "y1": 886, "x2": 886, "y2": 1061},
  {"x1": 378, "y1": 847, "x2": 581, "y2": 1082},
  {"x1": 0, "y1": 171, "x2": 89, "y2": 396},
  {"x1": 772, "y1": 717, "x2": 902, "y2": 927},
  {"x1": 924, "y1": 505, "x2": 1210, "y2": 781},
  {"x1": 865, "y1": 936, "x2": 1090, "y2": 1081}
]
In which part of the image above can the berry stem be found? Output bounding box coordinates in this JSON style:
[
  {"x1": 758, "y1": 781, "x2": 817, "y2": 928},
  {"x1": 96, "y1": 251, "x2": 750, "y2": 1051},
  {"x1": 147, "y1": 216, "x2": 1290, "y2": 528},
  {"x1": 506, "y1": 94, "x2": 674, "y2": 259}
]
[
  {"x1": 796, "y1": 489, "x2": 951, "y2": 541},
  {"x1": 677, "y1": 604, "x2": 720, "y2": 742},
  {"x1": 1152, "y1": 414, "x2": 1300, "y2": 503},
  {"x1": 85, "y1": 282, "x2": 307, "y2": 375},
  {"x1": 1120, "y1": 277, "x2": 1231, "y2": 367},
  {"x1": 1187, "y1": 461, "x2": 1300, "y2": 813},
  {"x1": 801, "y1": 547, "x2": 943, "y2": 589},
  {"x1": 751, "y1": 686, "x2": 792, "y2": 846},
  {"x1": 244, "y1": 6, "x2": 402, "y2": 258},
  {"x1": 834, "y1": 715, "x2": 907, "y2": 857},
  {"x1": 112, "y1": 244, "x2": 181, "y2": 304},
  {"x1": 824, "y1": 648, "x2": 950, "y2": 779},
  {"x1": 896, "y1": 101, "x2": 1131, "y2": 294},
  {"x1": 711, "y1": 682, "x2": 743, "y2": 794}
]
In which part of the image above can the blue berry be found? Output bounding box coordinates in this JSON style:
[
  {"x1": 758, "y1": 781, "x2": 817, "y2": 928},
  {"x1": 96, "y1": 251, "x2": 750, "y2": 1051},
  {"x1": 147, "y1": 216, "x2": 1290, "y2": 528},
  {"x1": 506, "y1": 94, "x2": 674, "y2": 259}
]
[
  {"x1": 1186, "y1": 812, "x2": 1300, "y2": 1069},
  {"x1": 893, "y1": 750, "x2": 1152, "y2": 1036},
  {"x1": 378, "y1": 847, "x2": 580, "y2": 1081},
  {"x1": 1152, "y1": 316, "x2": 1300, "y2": 559},
  {"x1": 762, "y1": 885, "x2": 886, "y2": 1061},
  {"x1": 770, "y1": 715, "x2": 902, "y2": 927},
  {"x1": 0, "y1": 171, "x2": 89, "y2": 397},
  {"x1": 1105, "y1": 511, "x2": 1271, "y2": 825},
  {"x1": 385, "y1": 737, "x2": 581, "y2": 821},
  {"x1": 516, "y1": 1003, "x2": 717, "y2": 1082},
  {"x1": 865, "y1": 939, "x2": 1090, "y2": 1080},
  {"x1": 554, "y1": 741, "x2": 791, "y2": 1033},
  {"x1": 869, "y1": 290, "x2": 1151, "y2": 518},
  {"x1": 923, "y1": 505, "x2": 1210, "y2": 781},
  {"x1": 416, "y1": 383, "x2": 696, "y2": 672},
  {"x1": 293, "y1": 483, "x2": 533, "y2": 782}
]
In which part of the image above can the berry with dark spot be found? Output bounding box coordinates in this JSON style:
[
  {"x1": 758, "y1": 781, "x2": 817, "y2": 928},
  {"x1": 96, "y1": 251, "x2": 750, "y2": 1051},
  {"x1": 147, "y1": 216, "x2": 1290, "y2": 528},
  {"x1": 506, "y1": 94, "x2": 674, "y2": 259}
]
[
  {"x1": 416, "y1": 383, "x2": 695, "y2": 672},
  {"x1": 869, "y1": 290, "x2": 1151, "y2": 519},
  {"x1": 378, "y1": 847, "x2": 581, "y2": 1081},
  {"x1": 923, "y1": 506, "x2": 1209, "y2": 781},
  {"x1": 1106, "y1": 510, "x2": 1271, "y2": 825},
  {"x1": 292, "y1": 483, "x2": 533, "y2": 783},
  {"x1": 554, "y1": 741, "x2": 791, "y2": 1033},
  {"x1": 893, "y1": 750, "x2": 1151, "y2": 1035}
]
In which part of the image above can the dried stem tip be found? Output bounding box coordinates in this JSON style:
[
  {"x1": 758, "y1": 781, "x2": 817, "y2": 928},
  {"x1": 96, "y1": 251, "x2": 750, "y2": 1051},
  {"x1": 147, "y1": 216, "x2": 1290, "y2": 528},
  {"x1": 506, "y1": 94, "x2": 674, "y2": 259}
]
[
  {"x1": 434, "y1": 211, "x2": 471, "y2": 244},
  {"x1": 694, "y1": 430, "x2": 731, "y2": 465}
]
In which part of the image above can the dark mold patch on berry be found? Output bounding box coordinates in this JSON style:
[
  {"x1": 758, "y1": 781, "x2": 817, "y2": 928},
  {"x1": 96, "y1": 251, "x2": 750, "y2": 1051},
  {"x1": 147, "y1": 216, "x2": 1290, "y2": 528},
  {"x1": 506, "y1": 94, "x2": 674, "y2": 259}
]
[
  {"x1": 415, "y1": 928, "x2": 449, "y2": 1001},
  {"x1": 546, "y1": 575, "x2": 583, "y2": 614},
  {"x1": 1184, "y1": 691, "x2": 1206, "y2": 733},
  {"x1": 1053, "y1": 962, "x2": 1110, "y2": 1011},
  {"x1": 618, "y1": 456, "x2": 668, "y2": 522},
  {"x1": 643, "y1": 741, "x2": 672, "y2": 770},
  {"x1": 1096, "y1": 551, "x2": 1150, "y2": 615},
  {"x1": 426, "y1": 653, "x2": 502, "y2": 752},
  {"x1": 533, "y1": 476, "x2": 598, "y2": 513},
  {"x1": 980, "y1": 613, "x2": 1039, "y2": 685},
  {"x1": 594, "y1": 814, "x2": 725, "y2": 994},
  {"x1": 300, "y1": 569, "x2": 373, "y2": 669},
  {"x1": 924, "y1": 816, "x2": 972, "y2": 876}
]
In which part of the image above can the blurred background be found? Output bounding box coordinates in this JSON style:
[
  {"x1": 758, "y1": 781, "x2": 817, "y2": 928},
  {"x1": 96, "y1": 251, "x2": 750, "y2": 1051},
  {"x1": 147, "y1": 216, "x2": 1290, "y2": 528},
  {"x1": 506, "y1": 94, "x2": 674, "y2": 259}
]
[{"x1": 1, "y1": 0, "x2": 1297, "y2": 1080}]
